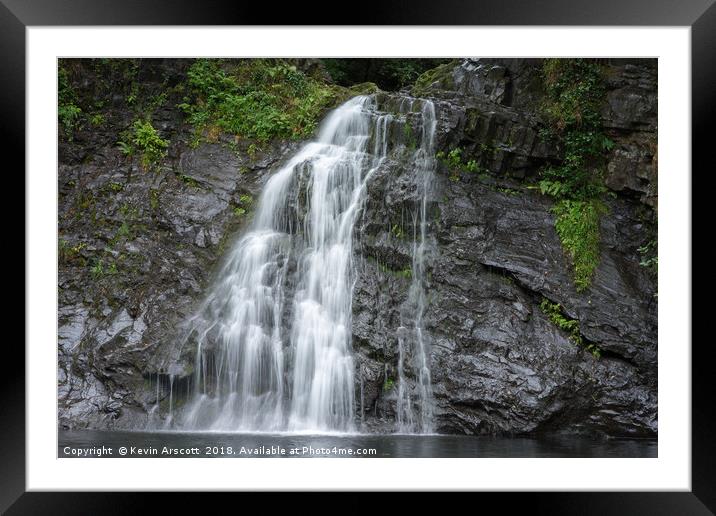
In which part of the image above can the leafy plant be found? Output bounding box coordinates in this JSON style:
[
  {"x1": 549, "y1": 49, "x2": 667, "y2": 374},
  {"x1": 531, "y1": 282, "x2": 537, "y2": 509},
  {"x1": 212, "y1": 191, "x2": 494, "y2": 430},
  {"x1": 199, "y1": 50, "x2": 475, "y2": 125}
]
[
  {"x1": 90, "y1": 259, "x2": 104, "y2": 278},
  {"x1": 58, "y1": 65, "x2": 82, "y2": 136},
  {"x1": 638, "y1": 238, "x2": 658, "y2": 274},
  {"x1": 129, "y1": 120, "x2": 169, "y2": 170},
  {"x1": 117, "y1": 140, "x2": 135, "y2": 157},
  {"x1": 539, "y1": 297, "x2": 601, "y2": 358},
  {"x1": 383, "y1": 378, "x2": 395, "y2": 392},
  {"x1": 233, "y1": 193, "x2": 253, "y2": 218},
  {"x1": 552, "y1": 199, "x2": 606, "y2": 291},
  {"x1": 58, "y1": 104, "x2": 82, "y2": 133},
  {"x1": 90, "y1": 113, "x2": 106, "y2": 127},
  {"x1": 437, "y1": 147, "x2": 485, "y2": 181}
]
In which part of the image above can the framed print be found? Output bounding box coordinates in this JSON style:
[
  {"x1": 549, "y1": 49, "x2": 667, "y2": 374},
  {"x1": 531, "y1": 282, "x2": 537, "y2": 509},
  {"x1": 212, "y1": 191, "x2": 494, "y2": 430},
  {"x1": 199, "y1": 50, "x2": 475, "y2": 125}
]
[{"x1": 6, "y1": 0, "x2": 713, "y2": 512}]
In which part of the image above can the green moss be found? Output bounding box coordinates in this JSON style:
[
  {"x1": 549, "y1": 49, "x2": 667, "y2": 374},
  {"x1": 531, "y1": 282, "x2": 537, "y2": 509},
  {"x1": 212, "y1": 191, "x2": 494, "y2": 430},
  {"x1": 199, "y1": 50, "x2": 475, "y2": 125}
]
[
  {"x1": 177, "y1": 174, "x2": 200, "y2": 188},
  {"x1": 397, "y1": 267, "x2": 412, "y2": 279},
  {"x1": 105, "y1": 182, "x2": 123, "y2": 193},
  {"x1": 539, "y1": 297, "x2": 601, "y2": 358},
  {"x1": 552, "y1": 199, "x2": 606, "y2": 291},
  {"x1": 495, "y1": 186, "x2": 522, "y2": 196},
  {"x1": 59, "y1": 240, "x2": 87, "y2": 265},
  {"x1": 403, "y1": 122, "x2": 416, "y2": 150},
  {"x1": 149, "y1": 189, "x2": 160, "y2": 211},
  {"x1": 383, "y1": 377, "x2": 395, "y2": 392},
  {"x1": 321, "y1": 59, "x2": 450, "y2": 90},
  {"x1": 412, "y1": 60, "x2": 459, "y2": 96},
  {"x1": 348, "y1": 82, "x2": 380, "y2": 95}
]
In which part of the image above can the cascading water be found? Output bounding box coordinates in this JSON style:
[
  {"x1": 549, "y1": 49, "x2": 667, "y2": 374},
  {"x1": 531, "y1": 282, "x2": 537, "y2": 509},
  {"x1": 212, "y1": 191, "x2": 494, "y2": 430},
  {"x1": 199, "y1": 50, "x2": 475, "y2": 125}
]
[
  {"x1": 176, "y1": 96, "x2": 392, "y2": 432},
  {"x1": 166, "y1": 94, "x2": 437, "y2": 434},
  {"x1": 395, "y1": 100, "x2": 436, "y2": 434}
]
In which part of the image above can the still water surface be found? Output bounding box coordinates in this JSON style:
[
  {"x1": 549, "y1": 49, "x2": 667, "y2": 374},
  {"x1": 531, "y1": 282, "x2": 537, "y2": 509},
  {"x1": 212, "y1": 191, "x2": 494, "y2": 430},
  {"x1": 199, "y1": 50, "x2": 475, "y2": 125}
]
[{"x1": 59, "y1": 430, "x2": 656, "y2": 458}]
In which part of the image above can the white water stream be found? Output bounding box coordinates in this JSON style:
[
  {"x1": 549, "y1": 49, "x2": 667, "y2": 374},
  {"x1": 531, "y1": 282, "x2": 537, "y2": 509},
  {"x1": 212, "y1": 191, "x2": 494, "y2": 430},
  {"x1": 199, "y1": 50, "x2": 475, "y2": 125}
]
[{"x1": 167, "y1": 95, "x2": 436, "y2": 433}]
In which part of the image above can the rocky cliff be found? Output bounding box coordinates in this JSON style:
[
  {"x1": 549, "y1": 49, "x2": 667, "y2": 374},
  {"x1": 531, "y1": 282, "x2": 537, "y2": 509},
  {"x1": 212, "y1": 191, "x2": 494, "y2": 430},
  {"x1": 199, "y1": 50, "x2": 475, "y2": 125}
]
[{"x1": 57, "y1": 58, "x2": 657, "y2": 437}]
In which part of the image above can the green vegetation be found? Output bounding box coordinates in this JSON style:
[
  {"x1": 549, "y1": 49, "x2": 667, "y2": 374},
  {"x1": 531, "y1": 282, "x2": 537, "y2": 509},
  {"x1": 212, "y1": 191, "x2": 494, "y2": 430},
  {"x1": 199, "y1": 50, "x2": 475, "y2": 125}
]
[
  {"x1": 322, "y1": 58, "x2": 451, "y2": 91},
  {"x1": 116, "y1": 119, "x2": 168, "y2": 170},
  {"x1": 106, "y1": 182, "x2": 123, "y2": 193},
  {"x1": 233, "y1": 193, "x2": 254, "y2": 218},
  {"x1": 117, "y1": 140, "x2": 134, "y2": 158},
  {"x1": 539, "y1": 59, "x2": 612, "y2": 200},
  {"x1": 403, "y1": 123, "x2": 416, "y2": 150},
  {"x1": 90, "y1": 113, "x2": 106, "y2": 127},
  {"x1": 149, "y1": 189, "x2": 160, "y2": 211},
  {"x1": 539, "y1": 297, "x2": 601, "y2": 358},
  {"x1": 638, "y1": 238, "x2": 658, "y2": 274},
  {"x1": 110, "y1": 221, "x2": 132, "y2": 246},
  {"x1": 390, "y1": 224, "x2": 405, "y2": 239},
  {"x1": 538, "y1": 59, "x2": 613, "y2": 291},
  {"x1": 132, "y1": 120, "x2": 168, "y2": 169},
  {"x1": 90, "y1": 258, "x2": 118, "y2": 278},
  {"x1": 380, "y1": 263, "x2": 412, "y2": 279},
  {"x1": 58, "y1": 66, "x2": 82, "y2": 136},
  {"x1": 178, "y1": 173, "x2": 200, "y2": 188},
  {"x1": 494, "y1": 186, "x2": 522, "y2": 196},
  {"x1": 178, "y1": 59, "x2": 340, "y2": 142},
  {"x1": 59, "y1": 239, "x2": 87, "y2": 265},
  {"x1": 383, "y1": 377, "x2": 396, "y2": 392},
  {"x1": 397, "y1": 267, "x2": 412, "y2": 279},
  {"x1": 436, "y1": 147, "x2": 481, "y2": 181},
  {"x1": 552, "y1": 199, "x2": 607, "y2": 291},
  {"x1": 412, "y1": 60, "x2": 460, "y2": 96}
]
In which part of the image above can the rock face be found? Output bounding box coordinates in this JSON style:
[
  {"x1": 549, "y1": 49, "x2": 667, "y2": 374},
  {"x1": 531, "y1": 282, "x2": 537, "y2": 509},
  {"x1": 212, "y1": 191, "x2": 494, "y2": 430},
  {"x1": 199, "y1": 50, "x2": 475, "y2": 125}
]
[{"x1": 58, "y1": 58, "x2": 657, "y2": 437}]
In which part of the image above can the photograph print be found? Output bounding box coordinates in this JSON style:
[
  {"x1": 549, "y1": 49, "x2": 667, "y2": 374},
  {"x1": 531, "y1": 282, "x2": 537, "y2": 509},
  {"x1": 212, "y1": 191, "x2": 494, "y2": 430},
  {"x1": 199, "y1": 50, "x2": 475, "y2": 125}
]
[{"x1": 57, "y1": 57, "x2": 658, "y2": 458}]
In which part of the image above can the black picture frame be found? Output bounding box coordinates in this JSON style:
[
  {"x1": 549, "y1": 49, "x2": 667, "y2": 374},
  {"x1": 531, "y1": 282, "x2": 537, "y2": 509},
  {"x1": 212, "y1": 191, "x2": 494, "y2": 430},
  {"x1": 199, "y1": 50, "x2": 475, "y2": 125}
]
[{"x1": 5, "y1": 0, "x2": 712, "y2": 512}]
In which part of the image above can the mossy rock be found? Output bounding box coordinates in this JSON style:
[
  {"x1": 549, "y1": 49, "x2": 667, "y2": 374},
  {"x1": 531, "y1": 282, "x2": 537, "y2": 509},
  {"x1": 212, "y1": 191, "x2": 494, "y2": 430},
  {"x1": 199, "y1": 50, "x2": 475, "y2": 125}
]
[
  {"x1": 412, "y1": 60, "x2": 459, "y2": 96},
  {"x1": 348, "y1": 82, "x2": 381, "y2": 96}
]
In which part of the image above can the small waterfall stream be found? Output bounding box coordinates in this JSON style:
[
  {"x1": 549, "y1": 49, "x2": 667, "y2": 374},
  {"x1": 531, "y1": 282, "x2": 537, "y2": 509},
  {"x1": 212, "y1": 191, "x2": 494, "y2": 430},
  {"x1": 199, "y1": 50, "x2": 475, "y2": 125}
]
[
  {"x1": 396, "y1": 100, "x2": 436, "y2": 434},
  {"x1": 166, "y1": 94, "x2": 437, "y2": 434}
]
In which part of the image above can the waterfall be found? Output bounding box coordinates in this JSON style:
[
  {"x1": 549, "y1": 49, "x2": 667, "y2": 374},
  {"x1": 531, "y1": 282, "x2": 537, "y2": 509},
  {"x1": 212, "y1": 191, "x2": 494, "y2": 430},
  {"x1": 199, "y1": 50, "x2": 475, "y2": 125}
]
[
  {"x1": 396, "y1": 100, "x2": 436, "y2": 434},
  {"x1": 176, "y1": 96, "x2": 391, "y2": 433},
  {"x1": 167, "y1": 94, "x2": 437, "y2": 434}
]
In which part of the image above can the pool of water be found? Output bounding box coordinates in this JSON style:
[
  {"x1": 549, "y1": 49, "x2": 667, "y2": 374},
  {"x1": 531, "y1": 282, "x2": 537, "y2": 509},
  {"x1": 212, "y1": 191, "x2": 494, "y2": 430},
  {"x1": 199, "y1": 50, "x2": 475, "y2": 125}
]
[{"x1": 58, "y1": 430, "x2": 657, "y2": 458}]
